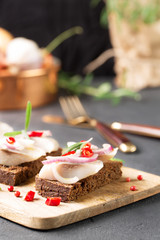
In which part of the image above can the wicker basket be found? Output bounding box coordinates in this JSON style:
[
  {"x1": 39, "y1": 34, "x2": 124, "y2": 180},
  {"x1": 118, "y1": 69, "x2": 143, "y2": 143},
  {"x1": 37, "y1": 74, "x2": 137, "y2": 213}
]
[{"x1": 108, "y1": 12, "x2": 160, "y2": 91}]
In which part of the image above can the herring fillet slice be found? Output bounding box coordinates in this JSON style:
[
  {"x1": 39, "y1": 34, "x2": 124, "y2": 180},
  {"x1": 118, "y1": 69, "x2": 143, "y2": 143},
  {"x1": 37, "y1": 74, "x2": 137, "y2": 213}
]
[{"x1": 39, "y1": 160, "x2": 104, "y2": 184}]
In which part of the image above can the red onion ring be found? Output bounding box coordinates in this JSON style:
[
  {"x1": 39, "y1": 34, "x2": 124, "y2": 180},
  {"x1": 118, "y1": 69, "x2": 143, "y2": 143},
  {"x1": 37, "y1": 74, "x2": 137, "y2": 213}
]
[
  {"x1": 92, "y1": 144, "x2": 114, "y2": 155},
  {"x1": 42, "y1": 154, "x2": 99, "y2": 165}
]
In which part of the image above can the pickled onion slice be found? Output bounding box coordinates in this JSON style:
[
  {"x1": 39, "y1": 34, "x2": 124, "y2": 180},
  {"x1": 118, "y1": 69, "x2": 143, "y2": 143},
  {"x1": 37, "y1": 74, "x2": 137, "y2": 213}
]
[
  {"x1": 43, "y1": 154, "x2": 99, "y2": 165},
  {"x1": 92, "y1": 144, "x2": 118, "y2": 157}
]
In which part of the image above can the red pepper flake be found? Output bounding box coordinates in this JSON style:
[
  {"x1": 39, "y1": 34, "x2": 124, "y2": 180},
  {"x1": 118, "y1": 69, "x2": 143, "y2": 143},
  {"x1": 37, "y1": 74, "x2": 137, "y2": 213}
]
[
  {"x1": 28, "y1": 131, "x2": 43, "y2": 137},
  {"x1": 6, "y1": 137, "x2": 15, "y2": 144},
  {"x1": 45, "y1": 197, "x2": 61, "y2": 206},
  {"x1": 62, "y1": 150, "x2": 76, "y2": 156},
  {"x1": 24, "y1": 191, "x2": 35, "y2": 201},
  {"x1": 81, "y1": 147, "x2": 93, "y2": 158},
  {"x1": 81, "y1": 142, "x2": 91, "y2": 149},
  {"x1": 126, "y1": 177, "x2": 131, "y2": 182},
  {"x1": 14, "y1": 191, "x2": 20, "y2": 197},
  {"x1": 8, "y1": 186, "x2": 14, "y2": 192},
  {"x1": 81, "y1": 142, "x2": 93, "y2": 157},
  {"x1": 130, "y1": 186, "x2": 137, "y2": 191},
  {"x1": 137, "y1": 175, "x2": 143, "y2": 181}
]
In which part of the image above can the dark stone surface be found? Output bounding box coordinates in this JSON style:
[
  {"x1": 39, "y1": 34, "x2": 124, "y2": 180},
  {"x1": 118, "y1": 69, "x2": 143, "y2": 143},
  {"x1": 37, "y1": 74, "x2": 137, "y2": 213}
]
[{"x1": 0, "y1": 77, "x2": 160, "y2": 239}]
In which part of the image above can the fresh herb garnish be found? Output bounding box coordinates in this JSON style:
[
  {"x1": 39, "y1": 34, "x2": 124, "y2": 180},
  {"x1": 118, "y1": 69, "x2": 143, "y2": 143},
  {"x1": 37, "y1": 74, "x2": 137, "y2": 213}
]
[
  {"x1": 91, "y1": 0, "x2": 160, "y2": 29},
  {"x1": 107, "y1": 0, "x2": 160, "y2": 27},
  {"x1": 110, "y1": 158, "x2": 125, "y2": 163},
  {"x1": 45, "y1": 26, "x2": 83, "y2": 54},
  {"x1": 4, "y1": 101, "x2": 32, "y2": 137},
  {"x1": 58, "y1": 71, "x2": 141, "y2": 104},
  {"x1": 62, "y1": 142, "x2": 85, "y2": 155},
  {"x1": 4, "y1": 131, "x2": 22, "y2": 137},
  {"x1": 25, "y1": 101, "x2": 32, "y2": 132},
  {"x1": 62, "y1": 138, "x2": 93, "y2": 155}
]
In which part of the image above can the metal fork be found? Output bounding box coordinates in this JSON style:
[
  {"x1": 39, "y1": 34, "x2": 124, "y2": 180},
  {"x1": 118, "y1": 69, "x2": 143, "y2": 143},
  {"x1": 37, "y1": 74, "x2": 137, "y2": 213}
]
[{"x1": 59, "y1": 96, "x2": 137, "y2": 153}]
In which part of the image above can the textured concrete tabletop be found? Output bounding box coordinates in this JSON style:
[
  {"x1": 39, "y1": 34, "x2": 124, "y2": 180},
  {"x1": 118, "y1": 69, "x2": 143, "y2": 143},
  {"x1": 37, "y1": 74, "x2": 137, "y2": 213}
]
[{"x1": 0, "y1": 79, "x2": 160, "y2": 240}]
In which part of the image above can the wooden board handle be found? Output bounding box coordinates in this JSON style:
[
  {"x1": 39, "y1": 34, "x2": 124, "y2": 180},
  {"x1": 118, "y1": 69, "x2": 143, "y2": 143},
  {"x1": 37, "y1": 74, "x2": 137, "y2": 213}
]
[
  {"x1": 111, "y1": 122, "x2": 160, "y2": 138},
  {"x1": 95, "y1": 121, "x2": 136, "y2": 153}
]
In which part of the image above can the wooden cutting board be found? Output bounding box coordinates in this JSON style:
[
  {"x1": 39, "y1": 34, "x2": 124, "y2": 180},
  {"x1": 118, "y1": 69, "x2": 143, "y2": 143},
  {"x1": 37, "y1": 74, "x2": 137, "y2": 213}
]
[{"x1": 0, "y1": 166, "x2": 160, "y2": 230}]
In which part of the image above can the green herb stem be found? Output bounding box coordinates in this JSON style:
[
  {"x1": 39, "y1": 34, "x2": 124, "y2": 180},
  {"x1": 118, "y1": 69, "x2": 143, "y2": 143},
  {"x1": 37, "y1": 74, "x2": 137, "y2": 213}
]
[
  {"x1": 58, "y1": 71, "x2": 141, "y2": 103},
  {"x1": 62, "y1": 142, "x2": 83, "y2": 155},
  {"x1": 4, "y1": 101, "x2": 32, "y2": 137},
  {"x1": 45, "y1": 26, "x2": 83, "y2": 54},
  {"x1": 4, "y1": 131, "x2": 22, "y2": 137},
  {"x1": 111, "y1": 157, "x2": 125, "y2": 163},
  {"x1": 25, "y1": 101, "x2": 32, "y2": 132}
]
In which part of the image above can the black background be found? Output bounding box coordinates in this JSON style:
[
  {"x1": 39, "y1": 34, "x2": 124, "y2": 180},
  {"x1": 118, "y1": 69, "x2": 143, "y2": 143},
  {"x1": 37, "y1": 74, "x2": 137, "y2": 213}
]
[{"x1": 0, "y1": 0, "x2": 114, "y2": 75}]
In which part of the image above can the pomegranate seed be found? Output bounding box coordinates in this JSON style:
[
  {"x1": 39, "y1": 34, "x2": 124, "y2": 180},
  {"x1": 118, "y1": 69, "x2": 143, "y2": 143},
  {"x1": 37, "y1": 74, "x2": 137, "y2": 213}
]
[
  {"x1": 126, "y1": 177, "x2": 131, "y2": 182},
  {"x1": 130, "y1": 186, "x2": 137, "y2": 191},
  {"x1": 137, "y1": 175, "x2": 143, "y2": 181},
  {"x1": 14, "y1": 191, "x2": 20, "y2": 197},
  {"x1": 8, "y1": 186, "x2": 14, "y2": 192}
]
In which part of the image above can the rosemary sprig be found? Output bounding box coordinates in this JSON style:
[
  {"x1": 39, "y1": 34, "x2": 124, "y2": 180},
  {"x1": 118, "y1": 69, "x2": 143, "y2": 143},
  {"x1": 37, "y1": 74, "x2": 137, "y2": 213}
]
[
  {"x1": 58, "y1": 71, "x2": 141, "y2": 104},
  {"x1": 4, "y1": 101, "x2": 32, "y2": 137}
]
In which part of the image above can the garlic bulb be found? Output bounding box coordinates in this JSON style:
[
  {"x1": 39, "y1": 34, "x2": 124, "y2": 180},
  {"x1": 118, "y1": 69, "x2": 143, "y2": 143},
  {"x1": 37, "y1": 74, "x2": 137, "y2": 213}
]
[{"x1": 6, "y1": 37, "x2": 43, "y2": 70}]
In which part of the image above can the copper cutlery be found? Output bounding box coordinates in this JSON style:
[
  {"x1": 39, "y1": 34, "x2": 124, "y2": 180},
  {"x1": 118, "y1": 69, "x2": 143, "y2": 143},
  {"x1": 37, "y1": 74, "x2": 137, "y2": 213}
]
[
  {"x1": 42, "y1": 96, "x2": 160, "y2": 153},
  {"x1": 111, "y1": 122, "x2": 160, "y2": 138},
  {"x1": 43, "y1": 114, "x2": 160, "y2": 138},
  {"x1": 58, "y1": 96, "x2": 137, "y2": 153}
]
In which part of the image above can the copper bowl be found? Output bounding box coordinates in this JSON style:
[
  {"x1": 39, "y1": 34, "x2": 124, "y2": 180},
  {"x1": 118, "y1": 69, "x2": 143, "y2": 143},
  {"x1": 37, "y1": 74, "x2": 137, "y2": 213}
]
[{"x1": 0, "y1": 56, "x2": 60, "y2": 110}]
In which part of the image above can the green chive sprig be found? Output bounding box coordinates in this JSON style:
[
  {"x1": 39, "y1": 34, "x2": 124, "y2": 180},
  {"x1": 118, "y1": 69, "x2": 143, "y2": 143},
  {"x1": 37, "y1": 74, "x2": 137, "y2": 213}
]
[{"x1": 4, "y1": 101, "x2": 32, "y2": 137}]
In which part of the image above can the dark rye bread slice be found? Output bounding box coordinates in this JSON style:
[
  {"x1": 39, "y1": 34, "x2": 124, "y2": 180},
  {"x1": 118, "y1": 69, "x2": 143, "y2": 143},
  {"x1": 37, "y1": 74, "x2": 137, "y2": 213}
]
[
  {"x1": 35, "y1": 159, "x2": 122, "y2": 202},
  {"x1": 0, "y1": 148, "x2": 61, "y2": 186}
]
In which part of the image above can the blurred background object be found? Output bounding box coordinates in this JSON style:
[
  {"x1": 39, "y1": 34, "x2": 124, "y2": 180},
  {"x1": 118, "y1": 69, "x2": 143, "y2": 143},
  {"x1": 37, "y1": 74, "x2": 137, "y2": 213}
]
[
  {"x1": 107, "y1": 0, "x2": 160, "y2": 90},
  {"x1": 0, "y1": 0, "x2": 114, "y2": 76},
  {"x1": 0, "y1": 53, "x2": 60, "y2": 110},
  {"x1": 1, "y1": 0, "x2": 160, "y2": 110}
]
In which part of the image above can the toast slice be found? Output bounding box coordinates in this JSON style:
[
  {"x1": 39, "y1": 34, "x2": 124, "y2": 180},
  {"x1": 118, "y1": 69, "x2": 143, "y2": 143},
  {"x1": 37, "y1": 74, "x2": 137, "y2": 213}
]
[
  {"x1": 35, "y1": 159, "x2": 122, "y2": 202},
  {"x1": 0, "y1": 148, "x2": 61, "y2": 186}
]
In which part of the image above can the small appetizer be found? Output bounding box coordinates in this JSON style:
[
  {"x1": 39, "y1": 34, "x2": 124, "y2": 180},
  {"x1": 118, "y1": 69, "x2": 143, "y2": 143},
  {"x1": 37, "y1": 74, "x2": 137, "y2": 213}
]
[
  {"x1": 35, "y1": 139, "x2": 123, "y2": 202},
  {"x1": 0, "y1": 102, "x2": 61, "y2": 185},
  {"x1": 0, "y1": 122, "x2": 13, "y2": 136}
]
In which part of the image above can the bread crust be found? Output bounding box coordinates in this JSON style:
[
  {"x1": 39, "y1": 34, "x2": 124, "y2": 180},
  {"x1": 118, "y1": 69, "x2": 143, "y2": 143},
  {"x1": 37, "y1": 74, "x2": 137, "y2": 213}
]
[
  {"x1": 35, "y1": 160, "x2": 122, "y2": 202},
  {"x1": 0, "y1": 148, "x2": 62, "y2": 185}
]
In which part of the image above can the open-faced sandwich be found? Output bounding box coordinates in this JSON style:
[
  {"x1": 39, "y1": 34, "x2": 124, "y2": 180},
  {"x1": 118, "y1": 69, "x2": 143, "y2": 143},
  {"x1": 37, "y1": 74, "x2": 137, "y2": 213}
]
[
  {"x1": 35, "y1": 138, "x2": 123, "y2": 202},
  {"x1": 0, "y1": 102, "x2": 61, "y2": 186}
]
